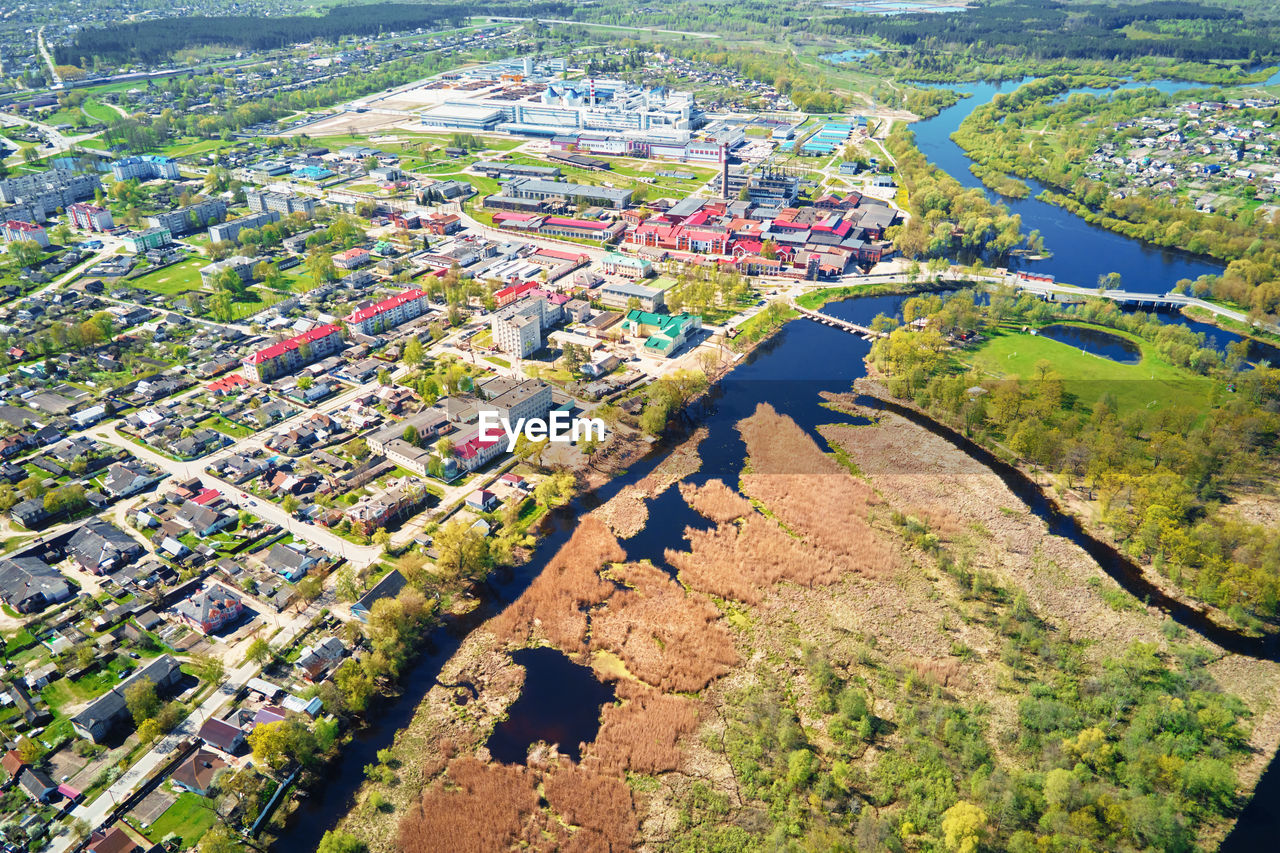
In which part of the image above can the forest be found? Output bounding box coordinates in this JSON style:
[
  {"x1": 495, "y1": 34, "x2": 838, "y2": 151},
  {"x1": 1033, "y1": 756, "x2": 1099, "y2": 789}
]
[
  {"x1": 883, "y1": 126, "x2": 1039, "y2": 261},
  {"x1": 833, "y1": 0, "x2": 1280, "y2": 63},
  {"x1": 54, "y1": 2, "x2": 567, "y2": 64}
]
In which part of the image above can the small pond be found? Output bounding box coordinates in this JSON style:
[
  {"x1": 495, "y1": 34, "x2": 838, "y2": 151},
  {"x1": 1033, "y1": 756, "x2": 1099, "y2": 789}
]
[
  {"x1": 1036, "y1": 324, "x2": 1142, "y2": 364},
  {"x1": 486, "y1": 647, "x2": 616, "y2": 764}
]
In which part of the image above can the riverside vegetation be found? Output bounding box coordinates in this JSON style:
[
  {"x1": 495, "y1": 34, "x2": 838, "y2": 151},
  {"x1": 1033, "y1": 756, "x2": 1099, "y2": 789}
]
[
  {"x1": 950, "y1": 76, "x2": 1280, "y2": 322},
  {"x1": 322, "y1": 397, "x2": 1280, "y2": 853},
  {"x1": 869, "y1": 287, "x2": 1280, "y2": 627}
]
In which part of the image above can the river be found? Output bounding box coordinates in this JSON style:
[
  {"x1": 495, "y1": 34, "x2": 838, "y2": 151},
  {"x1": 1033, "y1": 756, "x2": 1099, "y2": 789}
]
[{"x1": 277, "y1": 77, "x2": 1280, "y2": 849}]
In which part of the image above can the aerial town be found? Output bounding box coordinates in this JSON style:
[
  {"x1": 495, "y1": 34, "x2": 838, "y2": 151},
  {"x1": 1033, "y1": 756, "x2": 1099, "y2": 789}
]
[
  {"x1": 0, "y1": 40, "x2": 906, "y2": 853},
  {"x1": 1, "y1": 2, "x2": 1280, "y2": 853}
]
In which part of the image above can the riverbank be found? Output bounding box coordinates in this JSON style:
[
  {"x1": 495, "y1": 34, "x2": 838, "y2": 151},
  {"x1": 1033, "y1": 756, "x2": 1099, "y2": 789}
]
[{"x1": 850, "y1": 376, "x2": 1277, "y2": 645}]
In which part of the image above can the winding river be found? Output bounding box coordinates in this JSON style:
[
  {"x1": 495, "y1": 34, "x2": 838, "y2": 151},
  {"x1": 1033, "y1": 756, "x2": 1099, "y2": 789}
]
[{"x1": 276, "y1": 76, "x2": 1280, "y2": 850}]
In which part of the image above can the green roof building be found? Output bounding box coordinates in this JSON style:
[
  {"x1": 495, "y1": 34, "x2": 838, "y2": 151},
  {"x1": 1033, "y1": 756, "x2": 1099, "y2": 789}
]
[{"x1": 623, "y1": 309, "x2": 702, "y2": 358}]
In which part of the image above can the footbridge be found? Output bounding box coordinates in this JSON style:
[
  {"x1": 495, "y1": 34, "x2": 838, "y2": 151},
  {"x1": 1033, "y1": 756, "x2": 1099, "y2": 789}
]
[{"x1": 792, "y1": 304, "x2": 886, "y2": 339}]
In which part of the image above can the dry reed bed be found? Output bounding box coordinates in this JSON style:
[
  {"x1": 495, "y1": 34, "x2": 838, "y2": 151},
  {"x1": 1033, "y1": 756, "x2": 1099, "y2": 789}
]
[
  {"x1": 491, "y1": 517, "x2": 626, "y2": 653},
  {"x1": 589, "y1": 561, "x2": 739, "y2": 693},
  {"x1": 397, "y1": 758, "x2": 540, "y2": 852},
  {"x1": 737, "y1": 404, "x2": 897, "y2": 575},
  {"x1": 589, "y1": 485, "x2": 650, "y2": 538},
  {"x1": 635, "y1": 427, "x2": 706, "y2": 496},
  {"x1": 590, "y1": 680, "x2": 701, "y2": 775},
  {"x1": 677, "y1": 478, "x2": 754, "y2": 523}
]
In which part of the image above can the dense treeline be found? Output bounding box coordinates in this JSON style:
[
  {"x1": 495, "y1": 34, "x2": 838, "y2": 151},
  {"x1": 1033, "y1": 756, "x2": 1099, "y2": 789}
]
[
  {"x1": 833, "y1": 0, "x2": 1279, "y2": 63},
  {"x1": 952, "y1": 76, "x2": 1280, "y2": 320},
  {"x1": 650, "y1": 41, "x2": 849, "y2": 114},
  {"x1": 55, "y1": 2, "x2": 567, "y2": 64},
  {"x1": 872, "y1": 289, "x2": 1280, "y2": 624},
  {"x1": 885, "y1": 126, "x2": 1034, "y2": 260},
  {"x1": 97, "y1": 46, "x2": 491, "y2": 150}
]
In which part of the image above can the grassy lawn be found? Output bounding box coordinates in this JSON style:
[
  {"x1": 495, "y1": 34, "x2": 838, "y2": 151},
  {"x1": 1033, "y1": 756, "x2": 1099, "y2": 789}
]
[
  {"x1": 485, "y1": 355, "x2": 510, "y2": 369},
  {"x1": 144, "y1": 792, "x2": 218, "y2": 845},
  {"x1": 82, "y1": 99, "x2": 119, "y2": 124},
  {"x1": 966, "y1": 325, "x2": 1214, "y2": 414},
  {"x1": 159, "y1": 137, "x2": 242, "y2": 158},
  {"x1": 130, "y1": 258, "x2": 208, "y2": 295},
  {"x1": 200, "y1": 415, "x2": 254, "y2": 439}
]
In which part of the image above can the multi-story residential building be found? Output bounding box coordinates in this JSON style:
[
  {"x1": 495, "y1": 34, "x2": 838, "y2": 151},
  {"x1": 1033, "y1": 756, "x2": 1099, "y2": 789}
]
[
  {"x1": 0, "y1": 169, "x2": 101, "y2": 223},
  {"x1": 246, "y1": 189, "x2": 317, "y2": 217},
  {"x1": 344, "y1": 289, "x2": 429, "y2": 335},
  {"x1": 333, "y1": 248, "x2": 371, "y2": 269},
  {"x1": 200, "y1": 255, "x2": 261, "y2": 287},
  {"x1": 110, "y1": 155, "x2": 181, "y2": 182},
  {"x1": 209, "y1": 210, "x2": 280, "y2": 244},
  {"x1": 121, "y1": 227, "x2": 172, "y2": 253},
  {"x1": 242, "y1": 324, "x2": 344, "y2": 383},
  {"x1": 67, "y1": 202, "x2": 114, "y2": 232},
  {"x1": 491, "y1": 299, "x2": 544, "y2": 357},
  {"x1": 0, "y1": 220, "x2": 48, "y2": 247},
  {"x1": 149, "y1": 199, "x2": 226, "y2": 236},
  {"x1": 601, "y1": 252, "x2": 652, "y2": 279},
  {"x1": 600, "y1": 280, "x2": 666, "y2": 312},
  {"x1": 480, "y1": 377, "x2": 554, "y2": 427}
]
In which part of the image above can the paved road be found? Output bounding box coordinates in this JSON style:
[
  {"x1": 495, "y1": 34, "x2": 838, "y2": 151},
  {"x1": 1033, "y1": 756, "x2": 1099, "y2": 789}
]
[{"x1": 51, "y1": 593, "x2": 323, "y2": 851}]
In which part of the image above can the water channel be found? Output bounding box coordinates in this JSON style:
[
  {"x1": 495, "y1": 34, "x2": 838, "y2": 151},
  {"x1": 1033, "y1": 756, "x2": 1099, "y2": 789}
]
[{"x1": 278, "y1": 76, "x2": 1280, "y2": 849}]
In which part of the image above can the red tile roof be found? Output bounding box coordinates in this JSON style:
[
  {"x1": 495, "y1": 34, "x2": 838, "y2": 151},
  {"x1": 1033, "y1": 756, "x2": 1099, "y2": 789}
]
[
  {"x1": 344, "y1": 289, "x2": 426, "y2": 324},
  {"x1": 247, "y1": 324, "x2": 342, "y2": 364}
]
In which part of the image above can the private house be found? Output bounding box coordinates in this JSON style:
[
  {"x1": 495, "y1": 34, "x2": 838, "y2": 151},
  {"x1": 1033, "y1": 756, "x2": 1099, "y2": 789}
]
[
  {"x1": 170, "y1": 748, "x2": 226, "y2": 796},
  {"x1": 264, "y1": 542, "x2": 317, "y2": 582},
  {"x1": 174, "y1": 500, "x2": 235, "y2": 538},
  {"x1": 466, "y1": 489, "x2": 499, "y2": 512},
  {"x1": 0, "y1": 556, "x2": 71, "y2": 613},
  {"x1": 67, "y1": 519, "x2": 144, "y2": 574},
  {"x1": 103, "y1": 462, "x2": 159, "y2": 498},
  {"x1": 351, "y1": 570, "x2": 407, "y2": 622},
  {"x1": 16, "y1": 767, "x2": 56, "y2": 803},
  {"x1": 198, "y1": 717, "x2": 247, "y2": 754},
  {"x1": 71, "y1": 654, "x2": 182, "y2": 742},
  {"x1": 177, "y1": 589, "x2": 244, "y2": 635},
  {"x1": 85, "y1": 827, "x2": 138, "y2": 853},
  {"x1": 11, "y1": 498, "x2": 49, "y2": 529},
  {"x1": 296, "y1": 636, "x2": 345, "y2": 682}
]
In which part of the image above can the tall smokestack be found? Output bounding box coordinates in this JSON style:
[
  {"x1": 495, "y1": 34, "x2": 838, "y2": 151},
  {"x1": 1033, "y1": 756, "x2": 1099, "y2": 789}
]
[
  {"x1": 720, "y1": 147, "x2": 729, "y2": 199},
  {"x1": 590, "y1": 77, "x2": 596, "y2": 108}
]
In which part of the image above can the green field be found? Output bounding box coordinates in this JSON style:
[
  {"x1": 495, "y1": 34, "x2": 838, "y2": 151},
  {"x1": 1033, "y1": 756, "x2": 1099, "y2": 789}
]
[
  {"x1": 144, "y1": 793, "x2": 218, "y2": 846},
  {"x1": 130, "y1": 258, "x2": 208, "y2": 294},
  {"x1": 966, "y1": 325, "x2": 1213, "y2": 413}
]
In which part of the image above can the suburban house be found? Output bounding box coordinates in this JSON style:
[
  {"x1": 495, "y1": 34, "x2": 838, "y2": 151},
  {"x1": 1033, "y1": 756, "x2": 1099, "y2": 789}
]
[
  {"x1": 170, "y1": 748, "x2": 226, "y2": 797},
  {"x1": 71, "y1": 655, "x2": 183, "y2": 742},
  {"x1": 466, "y1": 490, "x2": 499, "y2": 512},
  {"x1": 296, "y1": 636, "x2": 345, "y2": 682},
  {"x1": 16, "y1": 767, "x2": 56, "y2": 803},
  {"x1": 198, "y1": 717, "x2": 247, "y2": 754},
  {"x1": 103, "y1": 461, "x2": 160, "y2": 498},
  {"x1": 67, "y1": 519, "x2": 144, "y2": 574},
  {"x1": 0, "y1": 556, "x2": 71, "y2": 613},
  {"x1": 174, "y1": 500, "x2": 235, "y2": 538},
  {"x1": 264, "y1": 542, "x2": 318, "y2": 582},
  {"x1": 85, "y1": 827, "x2": 138, "y2": 853},
  {"x1": 177, "y1": 589, "x2": 244, "y2": 635},
  {"x1": 351, "y1": 570, "x2": 407, "y2": 623}
]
